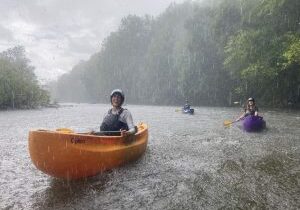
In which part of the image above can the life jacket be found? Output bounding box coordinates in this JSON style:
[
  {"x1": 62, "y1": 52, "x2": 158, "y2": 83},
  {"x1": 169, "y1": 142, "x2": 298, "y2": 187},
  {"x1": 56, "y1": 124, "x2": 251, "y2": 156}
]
[
  {"x1": 100, "y1": 108, "x2": 129, "y2": 132},
  {"x1": 245, "y1": 106, "x2": 258, "y2": 116}
]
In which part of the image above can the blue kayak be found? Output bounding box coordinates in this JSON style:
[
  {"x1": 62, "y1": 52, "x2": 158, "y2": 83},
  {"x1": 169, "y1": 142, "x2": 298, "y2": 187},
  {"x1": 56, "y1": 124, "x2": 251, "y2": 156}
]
[
  {"x1": 182, "y1": 108, "x2": 194, "y2": 114},
  {"x1": 242, "y1": 115, "x2": 266, "y2": 132}
]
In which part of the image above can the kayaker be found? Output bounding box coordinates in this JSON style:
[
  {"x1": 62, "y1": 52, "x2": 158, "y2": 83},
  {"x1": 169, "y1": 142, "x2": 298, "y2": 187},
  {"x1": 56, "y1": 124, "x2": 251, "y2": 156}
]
[
  {"x1": 236, "y1": 97, "x2": 259, "y2": 121},
  {"x1": 183, "y1": 99, "x2": 191, "y2": 110},
  {"x1": 99, "y1": 89, "x2": 136, "y2": 136}
]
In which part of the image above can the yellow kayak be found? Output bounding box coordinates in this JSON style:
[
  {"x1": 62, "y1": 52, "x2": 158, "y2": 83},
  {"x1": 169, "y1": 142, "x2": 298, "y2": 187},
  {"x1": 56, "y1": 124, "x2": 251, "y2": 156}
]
[{"x1": 28, "y1": 123, "x2": 148, "y2": 180}]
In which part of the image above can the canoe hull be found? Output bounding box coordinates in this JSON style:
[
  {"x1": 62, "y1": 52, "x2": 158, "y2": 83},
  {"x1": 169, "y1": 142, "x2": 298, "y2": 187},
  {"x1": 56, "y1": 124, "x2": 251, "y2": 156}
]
[
  {"x1": 28, "y1": 123, "x2": 148, "y2": 180},
  {"x1": 182, "y1": 108, "x2": 194, "y2": 114},
  {"x1": 243, "y1": 116, "x2": 266, "y2": 132}
]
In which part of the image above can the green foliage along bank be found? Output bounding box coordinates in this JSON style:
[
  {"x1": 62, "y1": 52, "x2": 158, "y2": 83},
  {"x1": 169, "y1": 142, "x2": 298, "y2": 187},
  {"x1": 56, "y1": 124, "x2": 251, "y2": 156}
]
[
  {"x1": 0, "y1": 46, "x2": 50, "y2": 109},
  {"x1": 52, "y1": 0, "x2": 300, "y2": 107}
]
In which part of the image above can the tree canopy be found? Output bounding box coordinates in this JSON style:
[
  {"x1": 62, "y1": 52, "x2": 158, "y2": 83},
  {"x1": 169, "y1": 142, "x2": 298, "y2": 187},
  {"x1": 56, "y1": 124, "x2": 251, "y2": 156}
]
[
  {"x1": 0, "y1": 46, "x2": 50, "y2": 109},
  {"x1": 52, "y1": 0, "x2": 300, "y2": 107}
]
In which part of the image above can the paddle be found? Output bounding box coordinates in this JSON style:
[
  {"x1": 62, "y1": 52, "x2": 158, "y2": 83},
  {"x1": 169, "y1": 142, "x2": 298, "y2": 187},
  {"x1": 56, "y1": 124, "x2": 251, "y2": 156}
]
[
  {"x1": 56, "y1": 128, "x2": 122, "y2": 136},
  {"x1": 89, "y1": 131, "x2": 121, "y2": 136},
  {"x1": 223, "y1": 116, "x2": 245, "y2": 127},
  {"x1": 223, "y1": 119, "x2": 240, "y2": 127},
  {"x1": 56, "y1": 128, "x2": 74, "y2": 133}
]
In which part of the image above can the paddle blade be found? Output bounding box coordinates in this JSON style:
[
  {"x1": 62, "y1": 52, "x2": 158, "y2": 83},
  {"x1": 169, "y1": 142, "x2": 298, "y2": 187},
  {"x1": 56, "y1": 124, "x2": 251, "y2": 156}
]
[
  {"x1": 223, "y1": 120, "x2": 233, "y2": 126},
  {"x1": 56, "y1": 128, "x2": 74, "y2": 133}
]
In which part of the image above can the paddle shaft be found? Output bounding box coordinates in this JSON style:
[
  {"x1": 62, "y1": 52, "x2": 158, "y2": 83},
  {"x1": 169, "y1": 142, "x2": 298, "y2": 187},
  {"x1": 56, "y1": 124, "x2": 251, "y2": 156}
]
[
  {"x1": 224, "y1": 118, "x2": 242, "y2": 126},
  {"x1": 229, "y1": 120, "x2": 239, "y2": 125},
  {"x1": 90, "y1": 131, "x2": 121, "y2": 135}
]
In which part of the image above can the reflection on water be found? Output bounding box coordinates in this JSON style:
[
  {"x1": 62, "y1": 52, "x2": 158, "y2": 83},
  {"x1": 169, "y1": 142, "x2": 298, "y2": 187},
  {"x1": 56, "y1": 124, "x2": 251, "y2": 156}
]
[{"x1": 0, "y1": 104, "x2": 299, "y2": 209}]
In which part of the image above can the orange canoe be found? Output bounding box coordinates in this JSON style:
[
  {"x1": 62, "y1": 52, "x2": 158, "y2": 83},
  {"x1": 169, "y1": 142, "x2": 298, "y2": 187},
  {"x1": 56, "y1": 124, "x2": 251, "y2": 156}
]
[{"x1": 28, "y1": 123, "x2": 148, "y2": 180}]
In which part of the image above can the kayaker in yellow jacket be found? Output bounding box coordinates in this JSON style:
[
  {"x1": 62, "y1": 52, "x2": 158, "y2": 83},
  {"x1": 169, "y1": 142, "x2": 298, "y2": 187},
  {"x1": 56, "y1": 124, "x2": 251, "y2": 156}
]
[
  {"x1": 236, "y1": 97, "x2": 259, "y2": 121},
  {"x1": 99, "y1": 89, "x2": 136, "y2": 136}
]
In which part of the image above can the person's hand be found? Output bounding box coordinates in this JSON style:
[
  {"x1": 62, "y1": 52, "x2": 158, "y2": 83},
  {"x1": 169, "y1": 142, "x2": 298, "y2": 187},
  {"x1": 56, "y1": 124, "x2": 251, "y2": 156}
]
[
  {"x1": 121, "y1": 129, "x2": 135, "y2": 143},
  {"x1": 121, "y1": 129, "x2": 129, "y2": 137}
]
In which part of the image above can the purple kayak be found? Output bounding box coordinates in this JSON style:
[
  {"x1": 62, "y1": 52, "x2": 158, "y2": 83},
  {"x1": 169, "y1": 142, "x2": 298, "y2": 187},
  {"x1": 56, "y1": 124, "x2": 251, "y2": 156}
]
[{"x1": 242, "y1": 115, "x2": 266, "y2": 132}]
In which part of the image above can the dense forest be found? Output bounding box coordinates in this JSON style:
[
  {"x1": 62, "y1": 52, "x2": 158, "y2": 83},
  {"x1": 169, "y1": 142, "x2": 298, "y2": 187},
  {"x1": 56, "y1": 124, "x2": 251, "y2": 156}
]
[
  {"x1": 52, "y1": 0, "x2": 300, "y2": 107},
  {"x1": 0, "y1": 46, "x2": 50, "y2": 109}
]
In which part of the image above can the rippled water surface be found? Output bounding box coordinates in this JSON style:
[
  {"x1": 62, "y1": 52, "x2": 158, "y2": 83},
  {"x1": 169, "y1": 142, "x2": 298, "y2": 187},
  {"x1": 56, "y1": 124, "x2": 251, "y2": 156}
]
[{"x1": 0, "y1": 104, "x2": 299, "y2": 209}]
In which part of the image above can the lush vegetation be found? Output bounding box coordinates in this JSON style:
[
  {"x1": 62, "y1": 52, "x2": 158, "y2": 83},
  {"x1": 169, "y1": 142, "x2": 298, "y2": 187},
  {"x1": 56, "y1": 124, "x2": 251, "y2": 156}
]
[
  {"x1": 52, "y1": 0, "x2": 300, "y2": 107},
  {"x1": 0, "y1": 46, "x2": 50, "y2": 109}
]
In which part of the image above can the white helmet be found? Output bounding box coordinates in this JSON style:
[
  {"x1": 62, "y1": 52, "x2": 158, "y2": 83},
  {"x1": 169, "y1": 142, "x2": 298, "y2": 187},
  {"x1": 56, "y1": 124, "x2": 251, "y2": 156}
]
[{"x1": 110, "y1": 89, "x2": 125, "y2": 105}]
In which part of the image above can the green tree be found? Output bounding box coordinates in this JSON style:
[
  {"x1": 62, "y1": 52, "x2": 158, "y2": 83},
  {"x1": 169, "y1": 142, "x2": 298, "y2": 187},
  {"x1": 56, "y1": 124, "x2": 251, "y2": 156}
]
[{"x1": 0, "y1": 46, "x2": 50, "y2": 109}]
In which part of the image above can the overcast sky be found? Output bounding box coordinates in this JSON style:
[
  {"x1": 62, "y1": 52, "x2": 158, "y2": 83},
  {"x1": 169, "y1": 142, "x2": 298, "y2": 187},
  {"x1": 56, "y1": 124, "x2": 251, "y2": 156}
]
[{"x1": 0, "y1": 0, "x2": 187, "y2": 83}]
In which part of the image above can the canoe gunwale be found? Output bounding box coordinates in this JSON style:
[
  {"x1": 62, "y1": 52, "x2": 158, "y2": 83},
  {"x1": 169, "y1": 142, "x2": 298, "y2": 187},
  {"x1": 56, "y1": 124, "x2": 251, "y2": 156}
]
[{"x1": 30, "y1": 123, "x2": 147, "y2": 145}]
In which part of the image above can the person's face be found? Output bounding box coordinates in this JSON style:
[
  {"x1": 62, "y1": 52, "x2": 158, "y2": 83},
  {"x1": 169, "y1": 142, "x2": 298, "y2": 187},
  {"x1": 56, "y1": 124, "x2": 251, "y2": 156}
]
[
  {"x1": 111, "y1": 94, "x2": 122, "y2": 107},
  {"x1": 248, "y1": 100, "x2": 254, "y2": 106}
]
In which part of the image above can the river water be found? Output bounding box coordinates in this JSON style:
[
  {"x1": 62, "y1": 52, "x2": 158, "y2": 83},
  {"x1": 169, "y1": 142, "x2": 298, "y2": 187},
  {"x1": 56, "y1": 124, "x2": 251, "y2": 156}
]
[{"x1": 0, "y1": 104, "x2": 299, "y2": 209}]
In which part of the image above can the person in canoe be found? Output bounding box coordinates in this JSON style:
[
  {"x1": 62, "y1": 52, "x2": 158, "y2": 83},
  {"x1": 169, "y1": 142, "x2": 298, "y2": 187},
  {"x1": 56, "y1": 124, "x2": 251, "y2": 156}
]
[
  {"x1": 236, "y1": 97, "x2": 259, "y2": 121},
  {"x1": 183, "y1": 99, "x2": 191, "y2": 110},
  {"x1": 94, "y1": 89, "x2": 136, "y2": 136}
]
